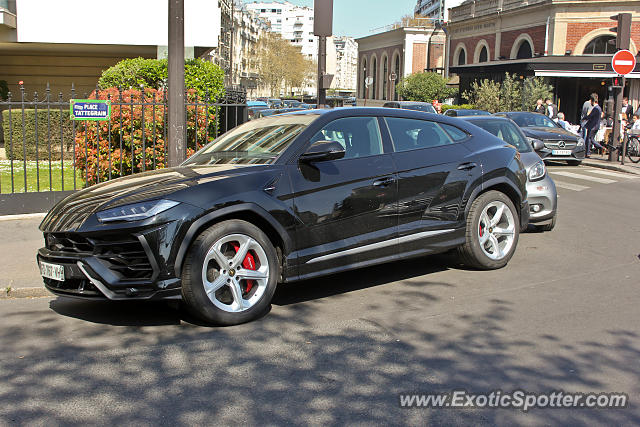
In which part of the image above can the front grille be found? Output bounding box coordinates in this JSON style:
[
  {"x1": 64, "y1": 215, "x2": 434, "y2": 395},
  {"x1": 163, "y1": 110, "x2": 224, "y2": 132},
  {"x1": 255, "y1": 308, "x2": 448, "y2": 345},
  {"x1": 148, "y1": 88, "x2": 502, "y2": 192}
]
[
  {"x1": 44, "y1": 277, "x2": 103, "y2": 298},
  {"x1": 543, "y1": 140, "x2": 576, "y2": 149},
  {"x1": 45, "y1": 233, "x2": 154, "y2": 281}
]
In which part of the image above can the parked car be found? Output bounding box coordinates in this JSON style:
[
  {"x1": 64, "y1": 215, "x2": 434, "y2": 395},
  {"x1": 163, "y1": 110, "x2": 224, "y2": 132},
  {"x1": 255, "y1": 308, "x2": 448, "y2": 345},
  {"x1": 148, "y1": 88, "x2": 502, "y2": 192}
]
[
  {"x1": 268, "y1": 98, "x2": 282, "y2": 108},
  {"x1": 248, "y1": 106, "x2": 269, "y2": 120},
  {"x1": 383, "y1": 101, "x2": 437, "y2": 114},
  {"x1": 247, "y1": 100, "x2": 268, "y2": 108},
  {"x1": 256, "y1": 107, "x2": 304, "y2": 118},
  {"x1": 38, "y1": 108, "x2": 528, "y2": 325},
  {"x1": 444, "y1": 109, "x2": 491, "y2": 117},
  {"x1": 494, "y1": 111, "x2": 585, "y2": 166},
  {"x1": 461, "y1": 116, "x2": 557, "y2": 231}
]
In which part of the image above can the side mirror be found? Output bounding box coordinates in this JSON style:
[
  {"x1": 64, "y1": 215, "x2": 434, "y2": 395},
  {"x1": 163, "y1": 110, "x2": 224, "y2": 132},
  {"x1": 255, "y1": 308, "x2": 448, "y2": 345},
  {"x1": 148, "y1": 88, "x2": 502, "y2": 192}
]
[
  {"x1": 299, "y1": 140, "x2": 346, "y2": 163},
  {"x1": 532, "y1": 140, "x2": 544, "y2": 151}
]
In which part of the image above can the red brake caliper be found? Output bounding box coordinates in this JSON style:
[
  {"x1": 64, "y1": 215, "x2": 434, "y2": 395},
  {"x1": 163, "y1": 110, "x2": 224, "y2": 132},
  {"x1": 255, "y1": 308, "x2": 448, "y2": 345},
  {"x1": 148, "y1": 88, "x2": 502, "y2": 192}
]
[
  {"x1": 479, "y1": 223, "x2": 483, "y2": 237},
  {"x1": 231, "y1": 243, "x2": 256, "y2": 294}
]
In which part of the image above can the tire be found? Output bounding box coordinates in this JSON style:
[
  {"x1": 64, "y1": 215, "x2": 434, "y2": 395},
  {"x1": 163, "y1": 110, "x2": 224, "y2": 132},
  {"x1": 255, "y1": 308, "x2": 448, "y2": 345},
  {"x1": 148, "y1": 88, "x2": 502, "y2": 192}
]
[
  {"x1": 626, "y1": 138, "x2": 640, "y2": 163},
  {"x1": 181, "y1": 220, "x2": 279, "y2": 325},
  {"x1": 537, "y1": 213, "x2": 557, "y2": 232},
  {"x1": 457, "y1": 190, "x2": 520, "y2": 270},
  {"x1": 567, "y1": 160, "x2": 581, "y2": 166}
]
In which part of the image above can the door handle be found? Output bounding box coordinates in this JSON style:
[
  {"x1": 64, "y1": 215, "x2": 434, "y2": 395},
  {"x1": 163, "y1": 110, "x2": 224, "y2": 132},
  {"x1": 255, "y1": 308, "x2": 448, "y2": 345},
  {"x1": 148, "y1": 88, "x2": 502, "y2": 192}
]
[
  {"x1": 457, "y1": 162, "x2": 478, "y2": 171},
  {"x1": 373, "y1": 176, "x2": 395, "y2": 187}
]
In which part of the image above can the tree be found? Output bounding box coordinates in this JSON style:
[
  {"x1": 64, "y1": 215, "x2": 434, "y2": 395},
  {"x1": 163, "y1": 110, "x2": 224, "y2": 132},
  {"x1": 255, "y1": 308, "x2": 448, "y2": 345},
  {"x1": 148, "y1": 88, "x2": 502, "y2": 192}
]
[
  {"x1": 256, "y1": 33, "x2": 312, "y2": 97},
  {"x1": 499, "y1": 73, "x2": 522, "y2": 112},
  {"x1": 522, "y1": 77, "x2": 554, "y2": 112},
  {"x1": 463, "y1": 79, "x2": 501, "y2": 113},
  {"x1": 396, "y1": 72, "x2": 457, "y2": 103},
  {"x1": 391, "y1": 14, "x2": 430, "y2": 29}
]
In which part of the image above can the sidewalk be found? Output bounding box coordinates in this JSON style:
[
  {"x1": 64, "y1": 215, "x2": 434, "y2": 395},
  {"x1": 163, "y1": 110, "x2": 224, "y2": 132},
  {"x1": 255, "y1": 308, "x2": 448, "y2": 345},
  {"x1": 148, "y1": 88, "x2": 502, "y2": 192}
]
[{"x1": 581, "y1": 154, "x2": 640, "y2": 175}]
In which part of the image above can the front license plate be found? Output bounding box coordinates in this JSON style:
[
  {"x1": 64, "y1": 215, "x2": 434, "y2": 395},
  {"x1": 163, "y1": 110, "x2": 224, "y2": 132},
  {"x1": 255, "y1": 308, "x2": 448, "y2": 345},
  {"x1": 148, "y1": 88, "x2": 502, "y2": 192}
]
[
  {"x1": 552, "y1": 149, "x2": 572, "y2": 156},
  {"x1": 40, "y1": 261, "x2": 65, "y2": 282}
]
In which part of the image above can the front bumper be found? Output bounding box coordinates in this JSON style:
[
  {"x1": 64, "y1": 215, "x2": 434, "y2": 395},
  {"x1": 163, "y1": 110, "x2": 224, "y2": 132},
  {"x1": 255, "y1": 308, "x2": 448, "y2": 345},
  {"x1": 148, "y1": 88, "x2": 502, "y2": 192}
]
[
  {"x1": 526, "y1": 174, "x2": 557, "y2": 223},
  {"x1": 538, "y1": 145, "x2": 585, "y2": 163}
]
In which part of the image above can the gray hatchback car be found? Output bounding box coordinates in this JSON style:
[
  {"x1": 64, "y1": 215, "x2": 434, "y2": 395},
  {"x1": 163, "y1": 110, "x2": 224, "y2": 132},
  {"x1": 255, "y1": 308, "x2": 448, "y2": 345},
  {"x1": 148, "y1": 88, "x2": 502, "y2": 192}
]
[{"x1": 461, "y1": 116, "x2": 558, "y2": 231}]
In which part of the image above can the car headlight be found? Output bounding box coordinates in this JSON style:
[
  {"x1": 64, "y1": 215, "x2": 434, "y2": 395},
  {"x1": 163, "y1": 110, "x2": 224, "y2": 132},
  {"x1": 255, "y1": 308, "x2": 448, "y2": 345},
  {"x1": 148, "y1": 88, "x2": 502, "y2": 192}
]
[
  {"x1": 577, "y1": 138, "x2": 585, "y2": 147},
  {"x1": 97, "y1": 199, "x2": 179, "y2": 223},
  {"x1": 528, "y1": 160, "x2": 546, "y2": 181}
]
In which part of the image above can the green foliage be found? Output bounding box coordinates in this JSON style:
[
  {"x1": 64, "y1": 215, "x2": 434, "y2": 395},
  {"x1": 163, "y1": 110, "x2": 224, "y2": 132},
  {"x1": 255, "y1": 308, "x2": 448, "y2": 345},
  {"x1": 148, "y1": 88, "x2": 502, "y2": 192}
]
[
  {"x1": 396, "y1": 72, "x2": 457, "y2": 103},
  {"x1": 98, "y1": 57, "x2": 225, "y2": 101},
  {"x1": 440, "y1": 103, "x2": 475, "y2": 112},
  {"x1": 463, "y1": 79, "x2": 501, "y2": 113},
  {"x1": 523, "y1": 77, "x2": 554, "y2": 112},
  {"x1": 463, "y1": 73, "x2": 554, "y2": 113},
  {"x1": 2, "y1": 109, "x2": 74, "y2": 160},
  {"x1": 0, "y1": 80, "x2": 8, "y2": 101}
]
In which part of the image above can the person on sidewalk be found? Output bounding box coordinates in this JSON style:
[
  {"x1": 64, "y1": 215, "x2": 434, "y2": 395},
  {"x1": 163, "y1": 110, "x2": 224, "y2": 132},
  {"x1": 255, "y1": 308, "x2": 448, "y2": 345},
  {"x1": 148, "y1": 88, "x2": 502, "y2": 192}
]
[
  {"x1": 585, "y1": 93, "x2": 603, "y2": 158},
  {"x1": 557, "y1": 112, "x2": 572, "y2": 131},
  {"x1": 622, "y1": 97, "x2": 633, "y2": 119},
  {"x1": 546, "y1": 98, "x2": 558, "y2": 121},
  {"x1": 534, "y1": 98, "x2": 546, "y2": 114},
  {"x1": 579, "y1": 95, "x2": 594, "y2": 141}
]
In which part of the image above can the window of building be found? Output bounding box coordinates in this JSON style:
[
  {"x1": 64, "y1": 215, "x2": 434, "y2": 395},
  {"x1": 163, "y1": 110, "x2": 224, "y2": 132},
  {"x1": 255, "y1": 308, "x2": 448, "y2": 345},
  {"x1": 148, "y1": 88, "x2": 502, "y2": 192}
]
[
  {"x1": 277, "y1": 19, "x2": 281, "y2": 23},
  {"x1": 382, "y1": 56, "x2": 388, "y2": 101},
  {"x1": 479, "y1": 46, "x2": 488, "y2": 63},
  {"x1": 583, "y1": 35, "x2": 617, "y2": 55},
  {"x1": 457, "y1": 48, "x2": 466, "y2": 65},
  {"x1": 516, "y1": 40, "x2": 532, "y2": 59},
  {"x1": 309, "y1": 39, "x2": 314, "y2": 42},
  {"x1": 372, "y1": 57, "x2": 377, "y2": 99}
]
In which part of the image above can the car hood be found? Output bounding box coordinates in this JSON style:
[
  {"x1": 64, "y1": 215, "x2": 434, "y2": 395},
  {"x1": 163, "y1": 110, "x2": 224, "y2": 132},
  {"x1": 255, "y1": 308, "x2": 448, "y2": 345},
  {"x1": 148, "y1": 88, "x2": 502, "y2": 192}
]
[
  {"x1": 39, "y1": 164, "x2": 271, "y2": 231},
  {"x1": 521, "y1": 127, "x2": 579, "y2": 141}
]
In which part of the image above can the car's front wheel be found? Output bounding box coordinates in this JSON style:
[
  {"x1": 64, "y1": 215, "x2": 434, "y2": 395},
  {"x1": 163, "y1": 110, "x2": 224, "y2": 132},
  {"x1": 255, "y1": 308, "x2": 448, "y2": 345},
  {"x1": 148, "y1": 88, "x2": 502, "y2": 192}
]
[
  {"x1": 181, "y1": 220, "x2": 279, "y2": 325},
  {"x1": 457, "y1": 191, "x2": 520, "y2": 270}
]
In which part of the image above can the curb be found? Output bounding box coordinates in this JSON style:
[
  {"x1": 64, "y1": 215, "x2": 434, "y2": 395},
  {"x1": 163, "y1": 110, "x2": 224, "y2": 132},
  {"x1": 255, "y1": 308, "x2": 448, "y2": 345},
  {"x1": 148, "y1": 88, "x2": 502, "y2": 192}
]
[
  {"x1": 1, "y1": 287, "x2": 51, "y2": 299},
  {"x1": 0, "y1": 212, "x2": 47, "y2": 222},
  {"x1": 581, "y1": 159, "x2": 640, "y2": 175}
]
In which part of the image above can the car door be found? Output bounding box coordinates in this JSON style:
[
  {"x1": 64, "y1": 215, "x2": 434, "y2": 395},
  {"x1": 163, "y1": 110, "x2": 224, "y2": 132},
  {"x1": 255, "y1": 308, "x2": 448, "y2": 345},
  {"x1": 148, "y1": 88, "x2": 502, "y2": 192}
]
[
  {"x1": 382, "y1": 116, "x2": 481, "y2": 253},
  {"x1": 287, "y1": 116, "x2": 398, "y2": 279}
]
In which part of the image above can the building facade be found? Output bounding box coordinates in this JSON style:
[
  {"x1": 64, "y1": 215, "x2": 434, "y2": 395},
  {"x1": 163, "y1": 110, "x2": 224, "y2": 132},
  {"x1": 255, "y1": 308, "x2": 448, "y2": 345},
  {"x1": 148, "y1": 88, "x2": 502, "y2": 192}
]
[
  {"x1": 415, "y1": 0, "x2": 466, "y2": 21},
  {"x1": 447, "y1": 0, "x2": 640, "y2": 121},
  {"x1": 0, "y1": 0, "x2": 221, "y2": 96},
  {"x1": 332, "y1": 36, "x2": 358, "y2": 92},
  {"x1": 356, "y1": 26, "x2": 446, "y2": 104},
  {"x1": 244, "y1": 1, "x2": 317, "y2": 60}
]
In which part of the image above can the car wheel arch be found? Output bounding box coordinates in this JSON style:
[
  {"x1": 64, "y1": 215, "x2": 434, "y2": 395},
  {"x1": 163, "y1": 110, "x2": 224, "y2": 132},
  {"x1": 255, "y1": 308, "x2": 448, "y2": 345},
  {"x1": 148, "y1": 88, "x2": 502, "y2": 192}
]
[
  {"x1": 465, "y1": 178, "x2": 523, "y2": 222},
  {"x1": 175, "y1": 204, "x2": 290, "y2": 279}
]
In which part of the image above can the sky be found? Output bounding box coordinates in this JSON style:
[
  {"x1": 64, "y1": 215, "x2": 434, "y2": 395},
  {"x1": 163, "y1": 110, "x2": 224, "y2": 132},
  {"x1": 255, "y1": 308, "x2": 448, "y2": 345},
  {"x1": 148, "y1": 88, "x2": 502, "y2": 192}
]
[{"x1": 242, "y1": 0, "x2": 418, "y2": 39}]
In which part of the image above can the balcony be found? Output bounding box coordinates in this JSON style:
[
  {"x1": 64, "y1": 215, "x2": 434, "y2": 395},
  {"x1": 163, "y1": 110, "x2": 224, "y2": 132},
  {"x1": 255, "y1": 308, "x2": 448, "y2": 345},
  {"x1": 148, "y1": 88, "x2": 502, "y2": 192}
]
[
  {"x1": 0, "y1": 5, "x2": 16, "y2": 29},
  {"x1": 449, "y1": 0, "x2": 547, "y2": 22}
]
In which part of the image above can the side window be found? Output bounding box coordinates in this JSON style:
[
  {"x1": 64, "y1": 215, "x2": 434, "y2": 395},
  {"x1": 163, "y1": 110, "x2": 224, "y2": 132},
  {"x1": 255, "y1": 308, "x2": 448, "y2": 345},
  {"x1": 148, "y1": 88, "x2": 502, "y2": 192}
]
[
  {"x1": 384, "y1": 117, "x2": 454, "y2": 152},
  {"x1": 310, "y1": 117, "x2": 383, "y2": 159},
  {"x1": 440, "y1": 123, "x2": 469, "y2": 142}
]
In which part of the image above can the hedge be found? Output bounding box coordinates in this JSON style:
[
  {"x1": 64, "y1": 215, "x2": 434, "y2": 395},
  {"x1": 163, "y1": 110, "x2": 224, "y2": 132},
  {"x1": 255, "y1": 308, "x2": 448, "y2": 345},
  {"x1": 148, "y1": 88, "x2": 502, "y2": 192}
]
[
  {"x1": 441, "y1": 104, "x2": 476, "y2": 112},
  {"x1": 2, "y1": 109, "x2": 75, "y2": 161}
]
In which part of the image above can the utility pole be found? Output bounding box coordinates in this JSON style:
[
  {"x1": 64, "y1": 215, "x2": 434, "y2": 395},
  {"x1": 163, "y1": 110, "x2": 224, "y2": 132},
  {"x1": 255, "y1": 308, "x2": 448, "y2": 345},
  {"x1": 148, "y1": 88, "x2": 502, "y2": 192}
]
[
  {"x1": 314, "y1": 0, "x2": 333, "y2": 107},
  {"x1": 609, "y1": 13, "x2": 631, "y2": 163},
  {"x1": 168, "y1": 0, "x2": 185, "y2": 167}
]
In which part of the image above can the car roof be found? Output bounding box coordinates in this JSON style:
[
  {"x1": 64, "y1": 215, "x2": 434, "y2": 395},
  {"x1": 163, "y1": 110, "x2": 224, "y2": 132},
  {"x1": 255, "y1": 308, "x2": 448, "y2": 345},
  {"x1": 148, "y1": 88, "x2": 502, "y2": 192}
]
[{"x1": 459, "y1": 116, "x2": 513, "y2": 122}]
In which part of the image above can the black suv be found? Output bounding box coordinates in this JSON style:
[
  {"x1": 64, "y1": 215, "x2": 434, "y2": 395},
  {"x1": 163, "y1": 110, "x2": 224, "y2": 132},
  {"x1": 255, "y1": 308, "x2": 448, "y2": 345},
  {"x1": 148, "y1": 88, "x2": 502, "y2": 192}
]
[{"x1": 38, "y1": 108, "x2": 529, "y2": 325}]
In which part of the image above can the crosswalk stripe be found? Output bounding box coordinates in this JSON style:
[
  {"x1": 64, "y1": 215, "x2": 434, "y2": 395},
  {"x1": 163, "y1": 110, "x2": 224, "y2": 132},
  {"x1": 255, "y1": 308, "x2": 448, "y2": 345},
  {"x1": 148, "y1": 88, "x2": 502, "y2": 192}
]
[
  {"x1": 553, "y1": 180, "x2": 590, "y2": 191},
  {"x1": 582, "y1": 169, "x2": 639, "y2": 179},
  {"x1": 550, "y1": 171, "x2": 616, "y2": 184}
]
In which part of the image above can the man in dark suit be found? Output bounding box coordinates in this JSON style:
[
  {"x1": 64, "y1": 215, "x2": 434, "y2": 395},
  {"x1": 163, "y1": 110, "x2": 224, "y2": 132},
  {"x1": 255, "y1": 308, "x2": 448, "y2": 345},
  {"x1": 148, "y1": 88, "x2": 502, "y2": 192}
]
[
  {"x1": 545, "y1": 98, "x2": 558, "y2": 120},
  {"x1": 622, "y1": 97, "x2": 633, "y2": 119},
  {"x1": 585, "y1": 93, "x2": 603, "y2": 157}
]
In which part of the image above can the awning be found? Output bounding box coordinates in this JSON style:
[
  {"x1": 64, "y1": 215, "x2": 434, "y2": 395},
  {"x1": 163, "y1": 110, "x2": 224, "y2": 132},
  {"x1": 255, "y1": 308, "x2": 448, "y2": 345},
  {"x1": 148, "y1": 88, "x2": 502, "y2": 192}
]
[{"x1": 535, "y1": 70, "x2": 640, "y2": 79}]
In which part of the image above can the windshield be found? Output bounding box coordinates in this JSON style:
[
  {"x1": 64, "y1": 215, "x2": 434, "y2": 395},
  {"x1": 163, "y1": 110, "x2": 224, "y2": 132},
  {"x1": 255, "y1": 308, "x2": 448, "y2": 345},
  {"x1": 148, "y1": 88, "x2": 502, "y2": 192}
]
[
  {"x1": 403, "y1": 104, "x2": 437, "y2": 113},
  {"x1": 509, "y1": 113, "x2": 560, "y2": 128},
  {"x1": 183, "y1": 114, "x2": 318, "y2": 165},
  {"x1": 470, "y1": 119, "x2": 532, "y2": 153}
]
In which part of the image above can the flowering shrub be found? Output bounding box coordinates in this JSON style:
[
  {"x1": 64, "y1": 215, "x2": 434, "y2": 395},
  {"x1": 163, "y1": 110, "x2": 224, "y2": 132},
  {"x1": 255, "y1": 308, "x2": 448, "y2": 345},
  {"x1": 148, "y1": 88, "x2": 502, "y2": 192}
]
[{"x1": 74, "y1": 87, "x2": 215, "y2": 185}]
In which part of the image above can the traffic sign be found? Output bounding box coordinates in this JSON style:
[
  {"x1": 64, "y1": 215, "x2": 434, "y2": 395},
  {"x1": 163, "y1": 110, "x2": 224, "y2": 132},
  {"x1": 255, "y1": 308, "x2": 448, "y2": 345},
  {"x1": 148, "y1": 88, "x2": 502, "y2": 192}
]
[
  {"x1": 389, "y1": 72, "x2": 397, "y2": 81},
  {"x1": 611, "y1": 49, "x2": 636, "y2": 75},
  {"x1": 365, "y1": 76, "x2": 373, "y2": 87}
]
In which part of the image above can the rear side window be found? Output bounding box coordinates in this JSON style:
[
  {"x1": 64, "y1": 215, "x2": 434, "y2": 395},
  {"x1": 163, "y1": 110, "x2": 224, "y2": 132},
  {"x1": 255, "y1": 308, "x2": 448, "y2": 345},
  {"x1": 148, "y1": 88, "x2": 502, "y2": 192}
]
[
  {"x1": 384, "y1": 117, "x2": 457, "y2": 152},
  {"x1": 440, "y1": 124, "x2": 469, "y2": 142},
  {"x1": 310, "y1": 117, "x2": 383, "y2": 159}
]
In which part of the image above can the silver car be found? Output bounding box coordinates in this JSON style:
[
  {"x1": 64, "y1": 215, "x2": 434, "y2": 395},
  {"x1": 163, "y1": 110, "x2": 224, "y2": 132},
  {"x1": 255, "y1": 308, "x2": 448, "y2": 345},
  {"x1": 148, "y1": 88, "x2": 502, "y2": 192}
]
[{"x1": 461, "y1": 116, "x2": 557, "y2": 231}]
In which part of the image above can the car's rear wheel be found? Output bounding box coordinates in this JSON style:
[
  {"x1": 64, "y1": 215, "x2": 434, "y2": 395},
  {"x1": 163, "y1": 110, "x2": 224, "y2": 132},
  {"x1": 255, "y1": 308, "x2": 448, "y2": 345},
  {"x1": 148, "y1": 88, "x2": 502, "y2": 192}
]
[
  {"x1": 457, "y1": 191, "x2": 519, "y2": 270},
  {"x1": 181, "y1": 220, "x2": 278, "y2": 325}
]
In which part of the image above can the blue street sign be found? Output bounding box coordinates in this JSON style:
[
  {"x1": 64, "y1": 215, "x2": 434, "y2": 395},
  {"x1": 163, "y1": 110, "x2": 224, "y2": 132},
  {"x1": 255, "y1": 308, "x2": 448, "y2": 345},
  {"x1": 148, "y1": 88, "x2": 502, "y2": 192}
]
[{"x1": 70, "y1": 99, "x2": 111, "y2": 121}]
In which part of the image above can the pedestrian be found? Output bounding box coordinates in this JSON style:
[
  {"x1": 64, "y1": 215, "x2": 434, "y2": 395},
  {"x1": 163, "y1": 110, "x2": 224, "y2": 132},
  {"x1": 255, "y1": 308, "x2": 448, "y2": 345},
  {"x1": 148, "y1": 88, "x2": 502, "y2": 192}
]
[
  {"x1": 579, "y1": 94, "x2": 593, "y2": 141},
  {"x1": 534, "y1": 98, "x2": 546, "y2": 114},
  {"x1": 545, "y1": 97, "x2": 558, "y2": 121},
  {"x1": 584, "y1": 93, "x2": 603, "y2": 157},
  {"x1": 622, "y1": 97, "x2": 633, "y2": 119},
  {"x1": 556, "y1": 112, "x2": 571, "y2": 130},
  {"x1": 632, "y1": 114, "x2": 640, "y2": 130}
]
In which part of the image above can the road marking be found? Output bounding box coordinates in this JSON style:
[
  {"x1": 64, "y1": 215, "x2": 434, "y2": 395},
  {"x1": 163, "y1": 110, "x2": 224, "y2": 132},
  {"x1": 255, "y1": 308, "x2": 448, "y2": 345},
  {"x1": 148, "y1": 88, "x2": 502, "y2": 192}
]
[
  {"x1": 550, "y1": 171, "x2": 616, "y2": 184},
  {"x1": 583, "y1": 169, "x2": 639, "y2": 179},
  {"x1": 552, "y1": 180, "x2": 590, "y2": 191}
]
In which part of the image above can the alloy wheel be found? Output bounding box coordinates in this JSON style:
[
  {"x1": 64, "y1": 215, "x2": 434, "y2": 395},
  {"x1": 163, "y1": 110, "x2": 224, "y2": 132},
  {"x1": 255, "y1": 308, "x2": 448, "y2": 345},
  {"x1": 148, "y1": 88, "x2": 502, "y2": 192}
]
[{"x1": 477, "y1": 201, "x2": 516, "y2": 260}]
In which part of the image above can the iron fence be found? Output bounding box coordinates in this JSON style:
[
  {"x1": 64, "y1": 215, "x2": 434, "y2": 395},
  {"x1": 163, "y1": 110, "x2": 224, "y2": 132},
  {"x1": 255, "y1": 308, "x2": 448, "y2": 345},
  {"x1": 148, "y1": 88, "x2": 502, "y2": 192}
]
[{"x1": 0, "y1": 84, "x2": 247, "y2": 214}]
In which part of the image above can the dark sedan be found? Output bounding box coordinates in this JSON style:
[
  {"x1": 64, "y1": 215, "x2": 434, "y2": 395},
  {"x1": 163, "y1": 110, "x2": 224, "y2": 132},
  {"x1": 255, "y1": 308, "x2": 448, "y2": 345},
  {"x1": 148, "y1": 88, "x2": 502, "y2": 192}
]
[
  {"x1": 495, "y1": 112, "x2": 585, "y2": 166},
  {"x1": 383, "y1": 101, "x2": 437, "y2": 114},
  {"x1": 444, "y1": 109, "x2": 491, "y2": 117},
  {"x1": 38, "y1": 108, "x2": 529, "y2": 325}
]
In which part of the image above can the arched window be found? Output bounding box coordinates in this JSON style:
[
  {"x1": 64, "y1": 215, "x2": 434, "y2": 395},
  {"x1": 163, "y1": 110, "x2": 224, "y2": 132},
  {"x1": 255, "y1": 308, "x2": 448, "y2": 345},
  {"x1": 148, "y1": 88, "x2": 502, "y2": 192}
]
[
  {"x1": 583, "y1": 35, "x2": 617, "y2": 55},
  {"x1": 516, "y1": 41, "x2": 532, "y2": 59},
  {"x1": 361, "y1": 58, "x2": 367, "y2": 98},
  {"x1": 372, "y1": 57, "x2": 377, "y2": 99},
  {"x1": 479, "y1": 46, "x2": 488, "y2": 63},
  {"x1": 457, "y1": 48, "x2": 466, "y2": 65},
  {"x1": 393, "y1": 54, "x2": 401, "y2": 100},
  {"x1": 382, "y1": 56, "x2": 388, "y2": 101}
]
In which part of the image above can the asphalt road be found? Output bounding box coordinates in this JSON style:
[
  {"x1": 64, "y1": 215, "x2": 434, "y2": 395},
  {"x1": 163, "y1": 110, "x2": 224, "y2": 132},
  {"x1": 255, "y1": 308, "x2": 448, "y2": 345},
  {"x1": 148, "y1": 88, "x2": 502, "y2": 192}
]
[{"x1": 1, "y1": 165, "x2": 639, "y2": 425}]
